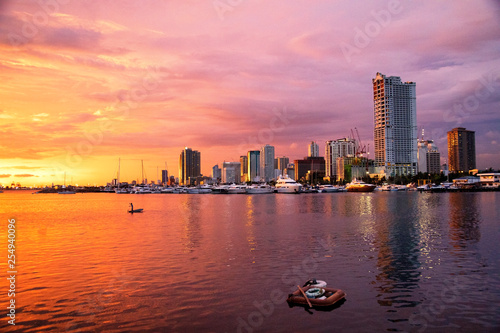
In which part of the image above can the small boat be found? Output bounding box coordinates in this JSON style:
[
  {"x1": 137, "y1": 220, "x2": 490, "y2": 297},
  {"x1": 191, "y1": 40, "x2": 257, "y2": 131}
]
[
  {"x1": 287, "y1": 285, "x2": 346, "y2": 308},
  {"x1": 128, "y1": 203, "x2": 143, "y2": 213},
  {"x1": 59, "y1": 190, "x2": 76, "y2": 194}
]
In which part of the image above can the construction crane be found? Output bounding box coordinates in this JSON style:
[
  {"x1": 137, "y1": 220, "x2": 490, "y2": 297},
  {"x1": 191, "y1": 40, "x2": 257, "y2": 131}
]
[
  {"x1": 350, "y1": 128, "x2": 370, "y2": 173},
  {"x1": 350, "y1": 127, "x2": 367, "y2": 158}
]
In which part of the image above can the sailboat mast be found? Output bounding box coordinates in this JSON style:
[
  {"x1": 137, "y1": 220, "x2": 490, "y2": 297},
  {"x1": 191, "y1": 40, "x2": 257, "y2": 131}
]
[
  {"x1": 118, "y1": 158, "x2": 121, "y2": 188},
  {"x1": 141, "y1": 160, "x2": 144, "y2": 184}
]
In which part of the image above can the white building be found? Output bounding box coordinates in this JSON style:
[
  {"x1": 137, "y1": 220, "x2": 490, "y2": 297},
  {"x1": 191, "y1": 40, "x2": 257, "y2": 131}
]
[
  {"x1": 325, "y1": 138, "x2": 357, "y2": 180},
  {"x1": 373, "y1": 72, "x2": 418, "y2": 176},
  {"x1": 478, "y1": 173, "x2": 500, "y2": 188},
  {"x1": 417, "y1": 139, "x2": 440, "y2": 174},
  {"x1": 222, "y1": 162, "x2": 241, "y2": 183},
  {"x1": 260, "y1": 144, "x2": 275, "y2": 182},
  {"x1": 308, "y1": 141, "x2": 319, "y2": 157}
]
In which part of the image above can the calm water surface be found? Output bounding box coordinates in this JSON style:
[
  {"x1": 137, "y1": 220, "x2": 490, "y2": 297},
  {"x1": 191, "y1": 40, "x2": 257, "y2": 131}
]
[{"x1": 1, "y1": 191, "x2": 499, "y2": 332}]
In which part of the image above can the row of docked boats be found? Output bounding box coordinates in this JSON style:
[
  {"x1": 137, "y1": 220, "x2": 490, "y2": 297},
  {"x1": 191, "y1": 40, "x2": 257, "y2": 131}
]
[{"x1": 113, "y1": 176, "x2": 380, "y2": 194}]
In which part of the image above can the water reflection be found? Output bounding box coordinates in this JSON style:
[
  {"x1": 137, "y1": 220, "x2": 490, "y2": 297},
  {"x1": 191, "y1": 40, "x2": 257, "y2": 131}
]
[
  {"x1": 245, "y1": 196, "x2": 257, "y2": 263},
  {"x1": 449, "y1": 193, "x2": 481, "y2": 246},
  {"x1": 179, "y1": 195, "x2": 203, "y2": 252},
  {"x1": 373, "y1": 195, "x2": 422, "y2": 309}
]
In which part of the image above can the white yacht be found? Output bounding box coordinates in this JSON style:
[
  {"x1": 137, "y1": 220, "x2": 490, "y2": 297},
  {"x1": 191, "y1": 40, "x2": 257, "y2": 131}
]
[
  {"x1": 275, "y1": 175, "x2": 302, "y2": 193},
  {"x1": 172, "y1": 186, "x2": 187, "y2": 194},
  {"x1": 131, "y1": 185, "x2": 152, "y2": 194},
  {"x1": 227, "y1": 184, "x2": 248, "y2": 194},
  {"x1": 186, "y1": 187, "x2": 200, "y2": 194},
  {"x1": 381, "y1": 184, "x2": 398, "y2": 191},
  {"x1": 246, "y1": 184, "x2": 274, "y2": 194},
  {"x1": 212, "y1": 185, "x2": 229, "y2": 194},
  {"x1": 318, "y1": 184, "x2": 339, "y2": 193},
  {"x1": 160, "y1": 187, "x2": 174, "y2": 194},
  {"x1": 115, "y1": 188, "x2": 129, "y2": 194},
  {"x1": 198, "y1": 185, "x2": 212, "y2": 194}
]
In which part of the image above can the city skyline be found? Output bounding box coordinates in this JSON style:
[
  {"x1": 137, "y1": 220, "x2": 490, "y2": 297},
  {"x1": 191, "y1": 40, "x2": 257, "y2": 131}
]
[{"x1": 1, "y1": 1, "x2": 500, "y2": 186}]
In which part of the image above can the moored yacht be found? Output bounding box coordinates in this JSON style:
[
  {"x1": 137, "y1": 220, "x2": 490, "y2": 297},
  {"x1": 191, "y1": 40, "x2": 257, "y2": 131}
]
[
  {"x1": 227, "y1": 184, "x2": 247, "y2": 194},
  {"x1": 198, "y1": 184, "x2": 213, "y2": 194},
  {"x1": 275, "y1": 175, "x2": 302, "y2": 193},
  {"x1": 172, "y1": 186, "x2": 187, "y2": 194},
  {"x1": 211, "y1": 185, "x2": 229, "y2": 194},
  {"x1": 160, "y1": 187, "x2": 174, "y2": 193},
  {"x1": 318, "y1": 184, "x2": 340, "y2": 193},
  {"x1": 131, "y1": 185, "x2": 152, "y2": 194},
  {"x1": 346, "y1": 179, "x2": 376, "y2": 192},
  {"x1": 246, "y1": 184, "x2": 274, "y2": 194}
]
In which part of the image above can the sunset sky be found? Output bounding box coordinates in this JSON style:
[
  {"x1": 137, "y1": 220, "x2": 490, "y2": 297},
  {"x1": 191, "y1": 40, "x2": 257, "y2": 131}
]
[{"x1": 1, "y1": 0, "x2": 500, "y2": 186}]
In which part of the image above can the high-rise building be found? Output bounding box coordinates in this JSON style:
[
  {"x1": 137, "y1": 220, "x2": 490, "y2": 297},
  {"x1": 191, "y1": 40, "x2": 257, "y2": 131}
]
[
  {"x1": 325, "y1": 138, "x2": 357, "y2": 180},
  {"x1": 240, "y1": 155, "x2": 248, "y2": 183},
  {"x1": 212, "y1": 164, "x2": 221, "y2": 180},
  {"x1": 373, "y1": 72, "x2": 418, "y2": 176},
  {"x1": 284, "y1": 163, "x2": 295, "y2": 180},
  {"x1": 447, "y1": 127, "x2": 476, "y2": 173},
  {"x1": 222, "y1": 162, "x2": 241, "y2": 183},
  {"x1": 308, "y1": 141, "x2": 319, "y2": 157},
  {"x1": 417, "y1": 139, "x2": 441, "y2": 174},
  {"x1": 260, "y1": 144, "x2": 275, "y2": 182},
  {"x1": 247, "y1": 150, "x2": 260, "y2": 182},
  {"x1": 161, "y1": 170, "x2": 168, "y2": 185},
  {"x1": 276, "y1": 156, "x2": 289, "y2": 175},
  {"x1": 179, "y1": 147, "x2": 201, "y2": 185},
  {"x1": 294, "y1": 157, "x2": 325, "y2": 182}
]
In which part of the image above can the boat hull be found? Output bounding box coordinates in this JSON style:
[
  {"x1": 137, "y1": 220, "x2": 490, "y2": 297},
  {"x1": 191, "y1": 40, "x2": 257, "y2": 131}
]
[
  {"x1": 246, "y1": 186, "x2": 274, "y2": 194},
  {"x1": 275, "y1": 186, "x2": 301, "y2": 193},
  {"x1": 287, "y1": 286, "x2": 346, "y2": 307},
  {"x1": 346, "y1": 185, "x2": 375, "y2": 192}
]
